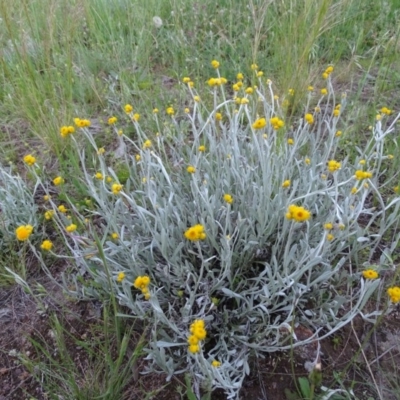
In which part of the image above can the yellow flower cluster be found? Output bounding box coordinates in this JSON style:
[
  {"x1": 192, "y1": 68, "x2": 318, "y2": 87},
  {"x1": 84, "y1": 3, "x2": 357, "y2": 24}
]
[
  {"x1": 187, "y1": 319, "x2": 207, "y2": 354},
  {"x1": 66, "y1": 223, "x2": 77, "y2": 232},
  {"x1": 252, "y1": 118, "x2": 266, "y2": 130},
  {"x1": 44, "y1": 210, "x2": 54, "y2": 220},
  {"x1": 362, "y1": 269, "x2": 379, "y2": 280},
  {"x1": 108, "y1": 116, "x2": 117, "y2": 125},
  {"x1": 124, "y1": 104, "x2": 133, "y2": 113},
  {"x1": 133, "y1": 275, "x2": 151, "y2": 300},
  {"x1": 60, "y1": 125, "x2": 75, "y2": 138},
  {"x1": 387, "y1": 287, "x2": 400, "y2": 303},
  {"x1": 211, "y1": 60, "x2": 220, "y2": 69},
  {"x1": 322, "y1": 65, "x2": 334, "y2": 79},
  {"x1": 187, "y1": 165, "x2": 196, "y2": 174},
  {"x1": 116, "y1": 272, "x2": 125, "y2": 282},
  {"x1": 333, "y1": 104, "x2": 341, "y2": 117},
  {"x1": 184, "y1": 224, "x2": 206, "y2": 241},
  {"x1": 15, "y1": 225, "x2": 33, "y2": 241},
  {"x1": 166, "y1": 107, "x2": 175, "y2": 116},
  {"x1": 212, "y1": 360, "x2": 221, "y2": 367},
  {"x1": 53, "y1": 176, "x2": 64, "y2": 186},
  {"x1": 40, "y1": 240, "x2": 53, "y2": 251},
  {"x1": 354, "y1": 170, "x2": 373, "y2": 180},
  {"x1": 207, "y1": 77, "x2": 227, "y2": 87},
  {"x1": 223, "y1": 194, "x2": 233, "y2": 204},
  {"x1": 74, "y1": 118, "x2": 91, "y2": 128},
  {"x1": 380, "y1": 107, "x2": 392, "y2": 115},
  {"x1": 270, "y1": 116, "x2": 284, "y2": 130},
  {"x1": 282, "y1": 180, "x2": 290, "y2": 188},
  {"x1": 143, "y1": 140, "x2": 152, "y2": 149},
  {"x1": 285, "y1": 205, "x2": 311, "y2": 222},
  {"x1": 112, "y1": 183, "x2": 123, "y2": 194},
  {"x1": 304, "y1": 113, "x2": 314, "y2": 125},
  {"x1": 327, "y1": 160, "x2": 341, "y2": 172},
  {"x1": 23, "y1": 154, "x2": 36, "y2": 166}
]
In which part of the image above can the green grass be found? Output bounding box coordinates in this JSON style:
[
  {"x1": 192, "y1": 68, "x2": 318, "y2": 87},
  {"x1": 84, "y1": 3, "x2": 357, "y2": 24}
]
[{"x1": 1, "y1": 0, "x2": 400, "y2": 398}]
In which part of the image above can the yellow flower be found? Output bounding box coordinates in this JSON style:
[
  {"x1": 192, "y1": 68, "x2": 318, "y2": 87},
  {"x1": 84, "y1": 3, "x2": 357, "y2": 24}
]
[
  {"x1": 184, "y1": 224, "x2": 206, "y2": 241},
  {"x1": 388, "y1": 154, "x2": 394, "y2": 160},
  {"x1": 211, "y1": 60, "x2": 220, "y2": 69},
  {"x1": 187, "y1": 335, "x2": 199, "y2": 345},
  {"x1": 118, "y1": 129, "x2": 123, "y2": 136},
  {"x1": 245, "y1": 87, "x2": 254, "y2": 94},
  {"x1": 325, "y1": 66, "x2": 334, "y2": 74},
  {"x1": 111, "y1": 232, "x2": 119, "y2": 240},
  {"x1": 307, "y1": 85, "x2": 314, "y2": 91},
  {"x1": 116, "y1": 272, "x2": 125, "y2": 282},
  {"x1": 251, "y1": 63, "x2": 258, "y2": 70},
  {"x1": 376, "y1": 114, "x2": 382, "y2": 121},
  {"x1": 58, "y1": 205, "x2": 68, "y2": 213},
  {"x1": 53, "y1": 176, "x2": 64, "y2": 186},
  {"x1": 97, "y1": 147, "x2": 105, "y2": 155},
  {"x1": 74, "y1": 118, "x2": 91, "y2": 127},
  {"x1": 133, "y1": 275, "x2": 151, "y2": 290},
  {"x1": 322, "y1": 72, "x2": 329, "y2": 79},
  {"x1": 305, "y1": 158, "x2": 311, "y2": 165},
  {"x1": 223, "y1": 194, "x2": 233, "y2": 204},
  {"x1": 327, "y1": 160, "x2": 341, "y2": 172},
  {"x1": 288, "y1": 88, "x2": 295, "y2": 96},
  {"x1": 198, "y1": 145, "x2": 206, "y2": 152},
  {"x1": 256, "y1": 71, "x2": 264, "y2": 77},
  {"x1": 327, "y1": 233, "x2": 334, "y2": 241},
  {"x1": 351, "y1": 187, "x2": 357, "y2": 195},
  {"x1": 40, "y1": 240, "x2": 53, "y2": 251},
  {"x1": 66, "y1": 224, "x2": 77, "y2": 233},
  {"x1": 359, "y1": 159, "x2": 366, "y2": 165},
  {"x1": 394, "y1": 186, "x2": 399, "y2": 194},
  {"x1": 153, "y1": 108, "x2": 159, "y2": 114},
  {"x1": 286, "y1": 205, "x2": 311, "y2": 222},
  {"x1": 304, "y1": 113, "x2": 314, "y2": 125},
  {"x1": 60, "y1": 125, "x2": 75, "y2": 138},
  {"x1": 108, "y1": 116, "x2": 117, "y2": 125},
  {"x1": 183, "y1": 77, "x2": 191, "y2": 83},
  {"x1": 95, "y1": 172, "x2": 103, "y2": 180},
  {"x1": 237, "y1": 73, "x2": 244, "y2": 80},
  {"x1": 212, "y1": 360, "x2": 221, "y2": 367},
  {"x1": 188, "y1": 344, "x2": 200, "y2": 354},
  {"x1": 232, "y1": 83, "x2": 240, "y2": 92},
  {"x1": 387, "y1": 286, "x2": 400, "y2": 303},
  {"x1": 315, "y1": 106, "x2": 321, "y2": 113},
  {"x1": 135, "y1": 154, "x2": 141, "y2": 162},
  {"x1": 333, "y1": 109, "x2": 340, "y2": 117},
  {"x1": 193, "y1": 95, "x2": 201, "y2": 102},
  {"x1": 143, "y1": 140, "x2": 152, "y2": 149},
  {"x1": 43, "y1": 195, "x2": 51, "y2": 201},
  {"x1": 270, "y1": 116, "x2": 284, "y2": 130},
  {"x1": 321, "y1": 88, "x2": 328, "y2": 95},
  {"x1": 124, "y1": 104, "x2": 133, "y2": 113},
  {"x1": 287, "y1": 139, "x2": 294, "y2": 145},
  {"x1": 106, "y1": 176, "x2": 113, "y2": 183},
  {"x1": 44, "y1": 210, "x2": 54, "y2": 220},
  {"x1": 240, "y1": 98, "x2": 249, "y2": 105},
  {"x1": 354, "y1": 170, "x2": 373, "y2": 180},
  {"x1": 112, "y1": 183, "x2": 123, "y2": 194},
  {"x1": 380, "y1": 107, "x2": 392, "y2": 115},
  {"x1": 23, "y1": 154, "x2": 36, "y2": 166},
  {"x1": 282, "y1": 180, "x2": 290, "y2": 188},
  {"x1": 166, "y1": 107, "x2": 175, "y2": 116},
  {"x1": 132, "y1": 113, "x2": 140, "y2": 122},
  {"x1": 252, "y1": 118, "x2": 267, "y2": 130},
  {"x1": 15, "y1": 225, "x2": 33, "y2": 241},
  {"x1": 184, "y1": 108, "x2": 190, "y2": 113},
  {"x1": 335, "y1": 131, "x2": 342, "y2": 137},
  {"x1": 362, "y1": 269, "x2": 379, "y2": 280},
  {"x1": 324, "y1": 223, "x2": 333, "y2": 230},
  {"x1": 187, "y1": 166, "x2": 196, "y2": 174}
]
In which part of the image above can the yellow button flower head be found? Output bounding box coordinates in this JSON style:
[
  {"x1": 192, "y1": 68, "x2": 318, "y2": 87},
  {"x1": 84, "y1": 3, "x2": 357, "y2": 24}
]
[
  {"x1": 74, "y1": 118, "x2": 91, "y2": 128},
  {"x1": 237, "y1": 73, "x2": 244, "y2": 80},
  {"x1": 270, "y1": 116, "x2": 284, "y2": 130},
  {"x1": 44, "y1": 195, "x2": 51, "y2": 201},
  {"x1": 256, "y1": 71, "x2": 264, "y2": 77},
  {"x1": 333, "y1": 109, "x2": 340, "y2": 117},
  {"x1": 211, "y1": 60, "x2": 220, "y2": 69},
  {"x1": 322, "y1": 72, "x2": 329, "y2": 79},
  {"x1": 116, "y1": 272, "x2": 125, "y2": 282},
  {"x1": 307, "y1": 85, "x2": 314, "y2": 91},
  {"x1": 325, "y1": 66, "x2": 334, "y2": 74},
  {"x1": 95, "y1": 172, "x2": 103, "y2": 180},
  {"x1": 305, "y1": 158, "x2": 311, "y2": 165},
  {"x1": 327, "y1": 233, "x2": 334, "y2": 241},
  {"x1": 304, "y1": 113, "x2": 314, "y2": 125},
  {"x1": 108, "y1": 116, "x2": 117, "y2": 125},
  {"x1": 287, "y1": 138, "x2": 294, "y2": 145},
  {"x1": 124, "y1": 104, "x2": 133, "y2": 113},
  {"x1": 40, "y1": 240, "x2": 53, "y2": 251},
  {"x1": 44, "y1": 210, "x2": 54, "y2": 220},
  {"x1": 212, "y1": 360, "x2": 221, "y2": 367},
  {"x1": 198, "y1": 145, "x2": 206, "y2": 152},
  {"x1": 184, "y1": 108, "x2": 190, "y2": 113},
  {"x1": 135, "y1": 154, "x2": 141, "y2": 162},
  {"x1": 321, "y1": 88, "x2": 328, "y2": 95},
  {"x1": 251, "y1": 63, "x2": 258, "y2": 70},
  {"x1": 286, "y1": 205, "x2": 311, "y2": 222},
  {"x1": 143, "y1": 140, "x2": 152, "y2": 149},
  {"x1": 282, "y1": 180, "x2": 290, "y2": 188},
  {"x1": 184, "y1": 224, "x2": 206, "y2": 241},
  {"x1": 288, "y1": 88, "x2": 295, "y2": 96},
  {"x1": 335, "y1": 131, "x2": 342, "y2": 137},
  {"x1": 223, "y1": 194, "x2": 233, "y2": 204},
  {"x1": 324, "y1": 222, "x2": 333, "y2": 230},
  {"x1": 166, "y1": 107, "x2": 175, "y2": 116},
  {"x1": 215, "y1": 112, "x2": 222, "y2": 121},
  {"x1": 58, "y1": 205, "x2": 68, "y2": 213},
  {"x1": 327, "y1": 160, "x2": 341, "y2": 172},
  {"x1": 112, "y1": 183, "x2": 123, "y2": 194},
  {"x1": 245, "y1": 87, "x2": 254, "y2": 94},
  {"x1": 354, "y1": 170, "x2": 372, "y2": 180},
  {"x1": 60, "y1": 126, "x2": 75, "y2": 138},
  {"x1": 187, "y1": 335, "x2": 199, "y2": 345},
  {"x1": 187, "y1": 165, "x2": 196, "y2": 174},
  {"x1": 153, "y1": 108, "x2": 159, "y2": 114},
  {"x1": 66, "y1": 224, "x2": 77, "y2": 233},
  {"x1": 133, "y1": 275, "x2": 151, "y2": 290},
  {"x1": 97, "y1": 147, "x2": 105, "y2": 155},
  {"x1": 387, "y1": 286, "x2": 400, "y2": 303},
  {"x1": 188, "y1": 344, "x2": 200, "y2": 354},
  {"x1": 380, "y1": 107, "x2": 392, "y2": 115},
  {"x1": 23, "y1": 154, "x2": 36, "y2": 166},
  {"x1": 194, "y1": 95, "x2": 201, "y2": 102},
  {"x1": 15, "y1": 225, "x2": 33, "y2": 241},
  {"x1": 53, "y1": 176, "x2": 64, "y2": 186},
  {"x1": 111, "y1": 232, "x2": 119, "y2": 240},
  {"x1": 362, "y1": 269, "x2": 379, "y2": 280},
  {"x1": 252, "y1": 118, "x2": 267, "y2": 130},
  {"x1": 183, "y1": 77, "x2": 191, "y2": 83}
]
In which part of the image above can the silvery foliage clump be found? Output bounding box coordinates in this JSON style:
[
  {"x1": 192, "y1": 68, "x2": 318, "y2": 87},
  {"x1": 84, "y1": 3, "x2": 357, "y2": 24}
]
[
  {"x1": 0, "y1": 165, "x2": 38, "y2": 244},
  {"x1": 55, "y1": 77, "x2": 400, "y2": 399}
]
